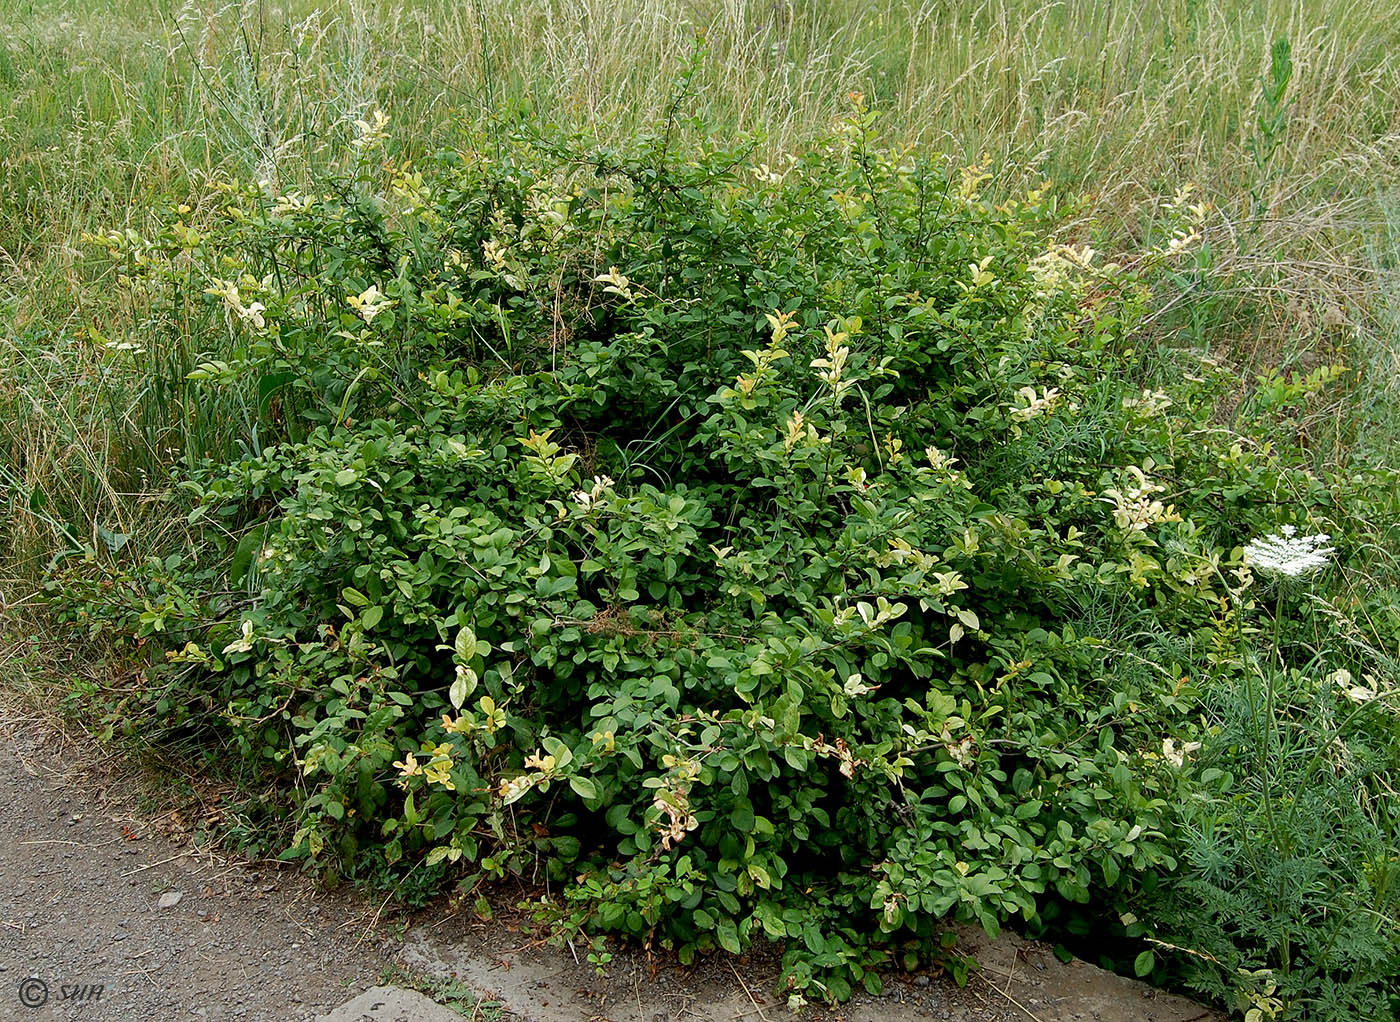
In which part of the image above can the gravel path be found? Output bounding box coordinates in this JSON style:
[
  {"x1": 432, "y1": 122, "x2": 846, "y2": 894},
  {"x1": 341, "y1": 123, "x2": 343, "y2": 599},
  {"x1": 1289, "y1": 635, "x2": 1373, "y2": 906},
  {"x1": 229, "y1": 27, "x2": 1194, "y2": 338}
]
[{"x1": 0, "y1": 729, "x2": 396, "y2": 1021}]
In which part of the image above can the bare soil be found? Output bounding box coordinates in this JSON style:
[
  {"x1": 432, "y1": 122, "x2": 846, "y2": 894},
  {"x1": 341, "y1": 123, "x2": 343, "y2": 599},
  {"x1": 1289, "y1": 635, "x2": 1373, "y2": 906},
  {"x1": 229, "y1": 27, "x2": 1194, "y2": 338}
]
[
  {"x1": 400, "y1": 906, "x2": 1218, "y2": 1022},
  {"x1": 0, "y1": 727, "x2": 398, "y2": 1021},
  {"x1": 0, "y1": 718, "x2": 1221, "y2": 1022}
]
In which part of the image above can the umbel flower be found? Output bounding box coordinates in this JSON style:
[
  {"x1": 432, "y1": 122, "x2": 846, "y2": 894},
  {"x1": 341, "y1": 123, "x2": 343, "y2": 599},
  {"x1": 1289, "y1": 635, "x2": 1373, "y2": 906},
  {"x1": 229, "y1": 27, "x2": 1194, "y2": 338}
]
[{"x1": 1243, "y1": 525, "x2": 1335, "y2": 579}]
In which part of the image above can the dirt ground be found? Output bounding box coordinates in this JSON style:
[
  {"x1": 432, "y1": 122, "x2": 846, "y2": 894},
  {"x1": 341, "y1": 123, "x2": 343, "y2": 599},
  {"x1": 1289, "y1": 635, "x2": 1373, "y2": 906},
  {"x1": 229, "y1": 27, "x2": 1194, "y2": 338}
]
[
  {"x1": 0, "y1": 726, "x2": 400, "y2": 1021},
  {"x1": 401, "y1": 908, "x2": 1218, "y2": 1022},
  {"x1": 0, "y1": 718, "x2": 1221, "y2": 1022}
]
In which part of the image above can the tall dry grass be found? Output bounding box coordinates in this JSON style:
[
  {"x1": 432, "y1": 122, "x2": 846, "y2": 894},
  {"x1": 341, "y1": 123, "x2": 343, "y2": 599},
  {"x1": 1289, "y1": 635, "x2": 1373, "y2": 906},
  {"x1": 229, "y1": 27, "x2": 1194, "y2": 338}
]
[{"x1": 2, "y1": 0, "x2": 1399, "y2": 601}]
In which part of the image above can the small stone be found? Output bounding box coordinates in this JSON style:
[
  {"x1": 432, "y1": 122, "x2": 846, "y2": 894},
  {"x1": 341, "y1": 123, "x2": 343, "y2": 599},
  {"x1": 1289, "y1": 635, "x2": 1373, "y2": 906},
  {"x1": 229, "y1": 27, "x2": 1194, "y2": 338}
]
[
  {"x1": 158, "y1": 891, "x2": 184, "y2": 909},
  {"x1": 913, "y1": 974, "x2": 931, "y2": 987}
]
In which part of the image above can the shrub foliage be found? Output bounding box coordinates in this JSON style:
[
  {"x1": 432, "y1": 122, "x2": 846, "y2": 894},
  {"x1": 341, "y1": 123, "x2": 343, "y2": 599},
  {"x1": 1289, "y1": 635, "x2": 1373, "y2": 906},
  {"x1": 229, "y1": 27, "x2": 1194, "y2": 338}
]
[{"x1": 59, "y1": 104, "x2": 1400, "y2": 1013}]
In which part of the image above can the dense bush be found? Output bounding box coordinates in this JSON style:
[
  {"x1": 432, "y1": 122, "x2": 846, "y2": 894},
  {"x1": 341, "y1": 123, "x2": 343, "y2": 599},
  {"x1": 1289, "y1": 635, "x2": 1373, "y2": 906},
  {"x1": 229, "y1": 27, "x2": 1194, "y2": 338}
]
[{"x1": 56, "y1": 104, "x2": 1400, "y2": 1014}]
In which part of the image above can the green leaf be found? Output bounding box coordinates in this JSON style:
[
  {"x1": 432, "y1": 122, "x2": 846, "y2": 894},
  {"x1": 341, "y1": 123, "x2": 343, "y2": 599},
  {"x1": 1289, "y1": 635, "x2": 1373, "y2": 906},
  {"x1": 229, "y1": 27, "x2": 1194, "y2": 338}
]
[
  {"x1": 1102, "y1": 855, "x2": 1119, "y2": 887},
  {"x1": 714, "y1": 918, "x2": 741, "y2": 953},
  {"x1": 1133, "y1": 950, "x2": 1155, "y2": 977},
  {"x1": 95, "y1": 523, "x2": 129, "y2": 552},
  {"x1": 455, "y1": 625, "x2": 478, "y2": 660},
  {"x1": 257, "y1": 371, "x2": 296, "y2": 414},
  {"x1": 781, "y1": 746, "x2": 808, "y2": 771},
  {"x1": 569, "y1": 776, "x2": 599, "y2": 801},
  {"x1": 360, "y1": 605, "x2": 384, "y2": 629},
  {"x1": 449, "y1": 673, "x2": 469, "y2": 710},
  {"x1": 230, "y1": 526, "x2": 267, "y2": 586},
  {"x1": 342, "y1": 587, "x2": 370, "y2": 607},
  {"x1": 334, "y1": 468, "x2": 358, "y2": 486}
]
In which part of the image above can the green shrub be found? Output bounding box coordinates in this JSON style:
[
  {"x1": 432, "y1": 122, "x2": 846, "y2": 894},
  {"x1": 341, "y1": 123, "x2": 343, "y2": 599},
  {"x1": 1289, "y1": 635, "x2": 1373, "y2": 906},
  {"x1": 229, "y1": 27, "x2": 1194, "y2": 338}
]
[{"x1": 52, "y1": 103, "x2": 1400, "y2": 1013}]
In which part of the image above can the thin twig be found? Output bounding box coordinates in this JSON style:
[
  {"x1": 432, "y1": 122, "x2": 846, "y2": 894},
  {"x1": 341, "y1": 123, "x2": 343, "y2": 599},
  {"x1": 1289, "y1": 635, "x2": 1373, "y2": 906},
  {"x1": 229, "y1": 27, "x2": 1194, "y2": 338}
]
[
  {"x1": 970, "y1": 969, "x2": 1044, "y2": 1022},
  {"x1": 120, "y1": 849, "x2": 199, "y2": 877},
  {"x1": 21, "y1": 837, "x2": 124, "y2": 848},
  {"x1": 120, "y1": 964, "x2": 160, "y2": 987},
  {"x1": 728, "y1": 962, "x2": 771, "y2": 1022}
]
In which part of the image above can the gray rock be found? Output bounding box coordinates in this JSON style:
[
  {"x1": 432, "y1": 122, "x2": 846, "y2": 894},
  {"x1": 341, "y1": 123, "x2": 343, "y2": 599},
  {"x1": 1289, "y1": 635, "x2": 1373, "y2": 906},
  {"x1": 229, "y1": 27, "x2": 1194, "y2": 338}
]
[{"x1": 316, "y1": 985, "x2": 464, "y2": 1022}]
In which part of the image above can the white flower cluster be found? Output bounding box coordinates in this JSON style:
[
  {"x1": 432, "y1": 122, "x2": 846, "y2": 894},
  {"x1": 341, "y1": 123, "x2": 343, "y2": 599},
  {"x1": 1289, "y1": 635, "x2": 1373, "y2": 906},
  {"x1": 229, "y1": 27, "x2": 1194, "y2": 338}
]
[
  {"x1": 350, "y1": 109, "x2": 390, "y2": 151},
  {"x1": 272, "y1": 190, "x2": 315, "y2": 217},
  {"x1": 222, "y1": 619, "x2": 256, "y2": 655},
  {"x1": 347, "y1": 285, "x2": 393, "y2": 324},
  {"x1": 497, "y1": 774, "x2": 535, "y2": 805},
  {"x1": 205, "y1": 278, "x2": 266, "y2": 331},
  {"x1": 1009, "y1": 385, "x2": 1063, "y2": 423},
  {"x1": 1161, "y1": 737, "x2": 1201, "y2": 768},
  {"x1": 592, "y1": 266, "x2": 634, "y2": 300},
  {"x1": 1122, "y1": 388, "x2": 1173, "y2": 418},
  {"x1": 750, "y1": 161, "x2": 788, "y2": 185},
  {"x1": 1100, "y1": 466, "x2": 1180, "y2": 533},
  {"x1": 1328, "y1": 668, "x2": 1389, "y2": 706},
  {"x1": 1243, "y1": 526, "x2": 1335, "y2": 579},
  {"x1": 571, "y1": 475, "x2": 614, "y2": 511}
]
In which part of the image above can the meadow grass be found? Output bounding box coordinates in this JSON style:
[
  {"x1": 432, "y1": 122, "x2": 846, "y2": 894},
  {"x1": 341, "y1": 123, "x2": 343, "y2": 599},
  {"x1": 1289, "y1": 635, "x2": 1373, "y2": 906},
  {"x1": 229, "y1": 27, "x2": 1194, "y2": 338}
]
[
  {"x1": 3, "y1": 0, "x2": 1394, "y2": 585},
  {"x1": 1, "y1": 0, "x2": 1396, "y2": 660},
  {"x1": 4, "y1": 0, "x2": 1399, "y2": 290}
]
